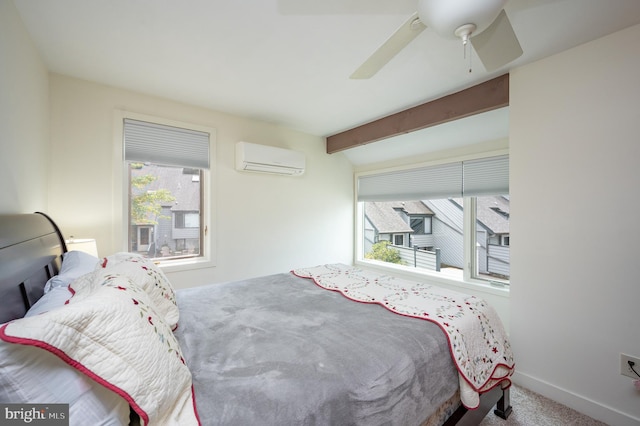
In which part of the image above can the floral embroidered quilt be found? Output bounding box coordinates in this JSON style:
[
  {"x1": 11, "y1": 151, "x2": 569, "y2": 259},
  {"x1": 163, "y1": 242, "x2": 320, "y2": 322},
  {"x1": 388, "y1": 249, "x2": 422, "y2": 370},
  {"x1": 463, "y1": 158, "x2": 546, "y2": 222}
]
[
  {"x1": 292, "y1": 263, "x2": 515, "y2": 409},
  {"x1": 0, "y1": 253, "x2": 199, "y2": 426}
]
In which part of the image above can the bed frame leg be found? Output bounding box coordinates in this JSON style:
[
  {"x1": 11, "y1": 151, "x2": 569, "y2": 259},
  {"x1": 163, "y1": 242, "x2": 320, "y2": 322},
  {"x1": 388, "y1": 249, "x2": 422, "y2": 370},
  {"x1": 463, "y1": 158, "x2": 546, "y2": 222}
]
[{"x1": 494, "y1": 387, "x2": 512, "y2": 420}]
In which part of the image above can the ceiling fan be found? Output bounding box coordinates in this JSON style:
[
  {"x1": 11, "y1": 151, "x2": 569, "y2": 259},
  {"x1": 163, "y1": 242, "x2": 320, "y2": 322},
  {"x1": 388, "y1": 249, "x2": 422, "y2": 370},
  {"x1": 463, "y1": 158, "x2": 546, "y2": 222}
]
[{"x1": 350, "y1": 0, "x2": 523, "y2": 79}]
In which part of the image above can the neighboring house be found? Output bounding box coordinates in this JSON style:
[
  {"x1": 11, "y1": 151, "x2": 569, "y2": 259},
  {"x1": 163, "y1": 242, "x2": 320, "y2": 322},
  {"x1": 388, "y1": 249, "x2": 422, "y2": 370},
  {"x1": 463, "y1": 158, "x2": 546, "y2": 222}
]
[
  {"x1": 439, "y1": 196, "x2": 510, "y2": 277},
  {"x1": 366, "y1": 197, "x2": 510, "y2": 278},
  {"x1": 130, "y1": 164, "x2": 201, "y2": 257},
  {"x1": 472, "y1": 195, "x2": 510, "y2": 277},
  {"x1": 363, "y1": 201, "x2": 434, "y2": 253},
  {"x1": 421, "y1": 198, "x2": 465, "y2": 271}
]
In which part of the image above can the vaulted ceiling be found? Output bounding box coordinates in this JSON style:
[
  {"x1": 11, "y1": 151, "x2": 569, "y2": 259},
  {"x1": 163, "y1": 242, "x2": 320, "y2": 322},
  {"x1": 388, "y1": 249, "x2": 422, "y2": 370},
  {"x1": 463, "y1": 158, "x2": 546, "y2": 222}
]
[{"x1": 12, "y1": 0, "x2": 640, "y2": 164}]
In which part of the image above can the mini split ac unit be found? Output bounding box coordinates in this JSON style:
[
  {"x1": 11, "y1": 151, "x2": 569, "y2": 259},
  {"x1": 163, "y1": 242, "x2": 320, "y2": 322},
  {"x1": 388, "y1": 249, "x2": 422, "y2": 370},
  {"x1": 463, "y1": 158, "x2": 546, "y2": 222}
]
[{"x1": 235, "y1": 141, "x2": 305, "y2": 176}]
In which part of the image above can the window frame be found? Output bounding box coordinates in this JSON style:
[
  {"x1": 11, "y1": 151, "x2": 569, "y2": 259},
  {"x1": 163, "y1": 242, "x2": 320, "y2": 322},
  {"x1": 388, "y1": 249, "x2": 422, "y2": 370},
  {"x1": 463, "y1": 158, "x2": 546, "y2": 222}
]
[
  {"x1": 114, "y1": 110, "x2": 216, "y2": 272},
  {"x1": 354, "y1": 151, "x2": 509, "y2": 295}
]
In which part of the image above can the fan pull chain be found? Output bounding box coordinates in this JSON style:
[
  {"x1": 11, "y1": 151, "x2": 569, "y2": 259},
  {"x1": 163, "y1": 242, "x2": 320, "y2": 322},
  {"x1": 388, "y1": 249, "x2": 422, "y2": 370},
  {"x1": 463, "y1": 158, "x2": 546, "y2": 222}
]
[
  {"x1": 462, "y1": 38, "x2": 473, "y2": 73},
  {"x1": 455, "y1": 24, "x2": 476, "y2": 74}
]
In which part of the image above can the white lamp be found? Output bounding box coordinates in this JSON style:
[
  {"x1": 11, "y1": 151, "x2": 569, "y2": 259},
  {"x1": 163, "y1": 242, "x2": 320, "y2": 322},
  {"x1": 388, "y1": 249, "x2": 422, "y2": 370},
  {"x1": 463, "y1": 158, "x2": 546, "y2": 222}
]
[{"x1": 66, "y1": 237, "x2": 99, "y2": 257}]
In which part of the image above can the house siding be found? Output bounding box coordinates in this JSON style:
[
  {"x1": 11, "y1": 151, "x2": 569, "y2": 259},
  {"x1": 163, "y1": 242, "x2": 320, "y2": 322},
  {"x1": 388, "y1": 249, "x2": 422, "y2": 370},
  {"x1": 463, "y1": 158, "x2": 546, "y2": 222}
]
[
  {"x1": 476, "y1": 229, "x2": 488, "y2": 274},
  {"x1": 423, "y1": 199, "x2": 464, "y2": 269},
  {"x1": 410, "y1": 234, "x2": 435, "y2": 248},
  {"x1": 431, "y1": 216, "x2": 463, "y2": 268},
  {"x1": 487, "y1": 244, "x2": 509, "y2": 276},
  {"x1": 173, "y1": 226, "x2": 199, "y2": 240},
  {"x1": 363, "y1": 215, "x2": 375, "y2": 254}
]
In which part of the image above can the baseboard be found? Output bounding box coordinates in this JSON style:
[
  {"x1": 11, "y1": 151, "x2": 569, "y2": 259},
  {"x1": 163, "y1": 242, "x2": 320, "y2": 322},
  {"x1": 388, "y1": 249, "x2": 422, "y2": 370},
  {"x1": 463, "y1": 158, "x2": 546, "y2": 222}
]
[{"x1": 512, "y1": 371, "x2": 640, "y2": 426}]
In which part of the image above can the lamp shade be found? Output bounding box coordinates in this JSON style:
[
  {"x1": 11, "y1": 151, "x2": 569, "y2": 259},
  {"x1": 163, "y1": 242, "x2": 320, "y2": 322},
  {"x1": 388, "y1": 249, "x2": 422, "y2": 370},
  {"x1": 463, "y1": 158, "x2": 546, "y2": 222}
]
[{"x1": 66, "y1": 238, "x2": 99, "y2": 258}]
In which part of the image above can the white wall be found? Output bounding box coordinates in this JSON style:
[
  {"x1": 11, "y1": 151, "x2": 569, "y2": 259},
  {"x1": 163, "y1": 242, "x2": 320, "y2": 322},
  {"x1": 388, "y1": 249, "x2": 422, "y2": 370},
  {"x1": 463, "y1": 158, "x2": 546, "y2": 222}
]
[
  {"x1": 0, "y1": 0, "x2": 50, "y2": 213},
  {"x1": 48, "y1": 74, "x2": 354, "y2": 288},
  {"x1": 510, "y1": 24, "x2": 640, "y2": 425}
]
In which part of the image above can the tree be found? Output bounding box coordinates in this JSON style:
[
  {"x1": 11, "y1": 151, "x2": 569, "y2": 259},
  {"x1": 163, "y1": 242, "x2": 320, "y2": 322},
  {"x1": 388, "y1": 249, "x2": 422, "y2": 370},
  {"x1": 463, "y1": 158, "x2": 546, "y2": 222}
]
[
  {"x1": 365, "y1": 241, "x2": 403, "y2": 265},
  {"x1": 130, "y1": 165, "x2": 176, "y2": 225}
]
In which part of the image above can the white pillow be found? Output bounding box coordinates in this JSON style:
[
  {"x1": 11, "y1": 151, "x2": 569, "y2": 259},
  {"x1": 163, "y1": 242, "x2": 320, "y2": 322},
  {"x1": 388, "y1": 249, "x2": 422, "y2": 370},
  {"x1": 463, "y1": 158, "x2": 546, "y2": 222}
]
[
  {"x1": 44, "y1": 251, "x2": 99, "y2": 293},
  {"x1": 0, "y1": 338, "x2": 130, "y2": 426},
  {"x1": 25, "y1": 286, "x2": 73, "y2": 317}
]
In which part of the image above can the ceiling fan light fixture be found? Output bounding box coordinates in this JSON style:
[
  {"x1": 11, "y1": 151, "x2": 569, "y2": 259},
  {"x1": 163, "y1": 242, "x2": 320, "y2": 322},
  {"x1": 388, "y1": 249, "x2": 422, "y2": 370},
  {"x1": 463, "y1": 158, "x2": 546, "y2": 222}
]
[
  {"x1": 454, "y1": 23, "x2": 477, "y2": 44},
  {"x1": 349, "y1": 0, "x2": 521, "y2": 79},
  {"x1": 417, "y1": 0, "x2": 507, "y2": 39}
]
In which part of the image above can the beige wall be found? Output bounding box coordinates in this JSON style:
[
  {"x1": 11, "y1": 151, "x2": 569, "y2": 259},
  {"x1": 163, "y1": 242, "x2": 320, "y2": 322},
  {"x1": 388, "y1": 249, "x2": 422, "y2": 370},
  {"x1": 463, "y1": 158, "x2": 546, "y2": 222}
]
[
  {"x1": 48, "y1": 74, "x2": 354, "y2": 287},
  {"x1": 0, "y1": 0, "x2": 50, "y2": 214},
  {"x1": 510, "y1": 23, "x2": 640, "y2": 425}
]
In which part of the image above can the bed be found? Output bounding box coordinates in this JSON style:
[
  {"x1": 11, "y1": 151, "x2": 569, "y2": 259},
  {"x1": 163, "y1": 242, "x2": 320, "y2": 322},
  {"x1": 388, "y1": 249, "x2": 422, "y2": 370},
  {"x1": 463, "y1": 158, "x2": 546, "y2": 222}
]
[{"x1": 0, "y1": 213, "x2": 513, "y2": 425}]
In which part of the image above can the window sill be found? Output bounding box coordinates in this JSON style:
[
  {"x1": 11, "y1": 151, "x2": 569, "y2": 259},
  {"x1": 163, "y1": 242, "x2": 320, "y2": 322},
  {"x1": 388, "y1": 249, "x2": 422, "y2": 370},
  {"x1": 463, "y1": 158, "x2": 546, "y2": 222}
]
[
  {"x1": 155, "y1": 256, "x2": 215, "y2": 273},
  {"x1": 354, "y1": 259, "x2": 510, "y2": 300}
]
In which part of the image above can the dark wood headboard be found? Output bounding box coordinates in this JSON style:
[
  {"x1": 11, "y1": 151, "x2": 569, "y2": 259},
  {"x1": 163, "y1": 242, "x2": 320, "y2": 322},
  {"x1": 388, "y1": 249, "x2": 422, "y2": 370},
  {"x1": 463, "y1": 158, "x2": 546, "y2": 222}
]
[{"x1": 0, "y1": 212, "x2": 67, "y2": 323}]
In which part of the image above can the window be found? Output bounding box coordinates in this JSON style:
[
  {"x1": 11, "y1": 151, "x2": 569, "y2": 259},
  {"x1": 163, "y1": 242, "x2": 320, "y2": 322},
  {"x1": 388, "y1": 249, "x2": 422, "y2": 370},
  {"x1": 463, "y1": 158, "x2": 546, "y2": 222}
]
[
  {"x1": 357, "y1": 155, "x2": 509, "y2": 285},
  {"x1": 175, "y1": 211, "x2": 200, "y2": 228},
  {"x1": 123, "y1": 117, "x2": 212, "y2": 265},
  {"x1": 410, "y1": 216, "x2": 432, "y2": 234}
]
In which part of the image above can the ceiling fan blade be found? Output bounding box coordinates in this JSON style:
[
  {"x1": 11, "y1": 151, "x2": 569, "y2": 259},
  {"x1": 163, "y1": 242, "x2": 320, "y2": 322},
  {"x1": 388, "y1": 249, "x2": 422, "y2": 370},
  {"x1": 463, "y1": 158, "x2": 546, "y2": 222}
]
[
  {"x1": 471, "y1": 9, "x2": 523, "y2": 71},
  {"x1": 350, "y1": 13, "x2": 426, "y2": 79}
]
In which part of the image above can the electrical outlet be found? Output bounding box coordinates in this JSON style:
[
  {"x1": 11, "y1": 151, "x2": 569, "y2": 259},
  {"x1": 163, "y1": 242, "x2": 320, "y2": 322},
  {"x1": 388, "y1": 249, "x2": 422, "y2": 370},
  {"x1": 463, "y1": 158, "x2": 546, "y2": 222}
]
[{"x1": 620, "y1": 354, "x2": 640, "y2": 379}]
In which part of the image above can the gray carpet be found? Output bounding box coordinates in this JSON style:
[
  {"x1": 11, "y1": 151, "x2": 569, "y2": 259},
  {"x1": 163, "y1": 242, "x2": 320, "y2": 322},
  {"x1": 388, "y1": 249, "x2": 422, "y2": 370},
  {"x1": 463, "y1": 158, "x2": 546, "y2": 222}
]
[{"x1": 478, "y1": 385, "x2": 607, "y2": 426}]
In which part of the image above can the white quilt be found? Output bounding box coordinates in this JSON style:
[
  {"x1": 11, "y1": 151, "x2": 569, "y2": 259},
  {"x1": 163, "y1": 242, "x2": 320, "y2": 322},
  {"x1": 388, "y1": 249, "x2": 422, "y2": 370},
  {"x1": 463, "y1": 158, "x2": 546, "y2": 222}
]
[
  {"x1": 0, "y1": 253, "x2": 199, "y2": 426},
  {"x1": 292, "y1": 263, "x2": 515, "y2": 409}
]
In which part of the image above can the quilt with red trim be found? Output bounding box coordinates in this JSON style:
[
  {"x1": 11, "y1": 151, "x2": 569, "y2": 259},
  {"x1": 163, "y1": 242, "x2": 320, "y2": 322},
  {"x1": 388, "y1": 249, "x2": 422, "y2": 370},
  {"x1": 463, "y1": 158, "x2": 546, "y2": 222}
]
[{"x1": 292, "y1": 263, "x2": 514, "y2": 409}]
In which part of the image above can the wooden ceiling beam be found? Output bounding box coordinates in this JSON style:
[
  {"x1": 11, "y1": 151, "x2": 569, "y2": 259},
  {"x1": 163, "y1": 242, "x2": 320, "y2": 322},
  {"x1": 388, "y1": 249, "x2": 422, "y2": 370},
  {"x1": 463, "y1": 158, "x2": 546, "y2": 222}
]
[{"x1": 326, "y1": 73, "x2": 509, "y2": 154}]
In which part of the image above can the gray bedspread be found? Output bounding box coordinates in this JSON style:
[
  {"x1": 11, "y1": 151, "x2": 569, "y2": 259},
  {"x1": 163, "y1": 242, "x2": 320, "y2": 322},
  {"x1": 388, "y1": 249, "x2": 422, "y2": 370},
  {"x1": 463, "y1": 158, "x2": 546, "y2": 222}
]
[{"x1": 174, "y1": 272, "x2": 458, "y2": 426}]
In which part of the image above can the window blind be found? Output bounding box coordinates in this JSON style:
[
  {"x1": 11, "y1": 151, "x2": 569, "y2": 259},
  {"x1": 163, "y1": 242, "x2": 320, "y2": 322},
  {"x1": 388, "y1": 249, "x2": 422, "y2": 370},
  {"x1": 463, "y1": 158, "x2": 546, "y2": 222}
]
[
  {"x1": 358, "y1": 162, "x2": 463, "y2": 201},
  {"x1": 124, "y1": 119, "x2": 210, "y2": 169},
  {"x1": 357, "y1": 155, "x2": 508, "y2": 201},
  {"x1": 463, "y1": 154, "x2": 509, "y2": 196}
]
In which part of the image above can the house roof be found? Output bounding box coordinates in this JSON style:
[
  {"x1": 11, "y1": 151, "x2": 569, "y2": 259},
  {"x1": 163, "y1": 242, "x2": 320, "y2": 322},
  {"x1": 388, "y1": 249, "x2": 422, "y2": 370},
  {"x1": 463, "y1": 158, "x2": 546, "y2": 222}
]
[
  {"x1": 449, "y1": 196, "x2": 510, "y2": 234},
  {"x1": 364, "y1": 201, "x2": 432, "y2": 234},
  {"x1": 396, "y1": 200, "x2": 434, "y2": 216},
  {"x1": 476, "y1": 195, "x2": 510, "y2": 234}
]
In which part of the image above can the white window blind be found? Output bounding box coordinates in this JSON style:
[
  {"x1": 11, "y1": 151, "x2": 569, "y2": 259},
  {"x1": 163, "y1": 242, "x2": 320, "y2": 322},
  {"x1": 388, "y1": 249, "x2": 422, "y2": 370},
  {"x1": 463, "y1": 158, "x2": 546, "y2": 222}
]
[
  {"x1": 463, "y1": 155, "x2": 509, "y2": 196},
  {"x1": 357, "y1": 155, "x2": 508, "y2": 201},
  {"x1": 124, "y1": 119, "x2": 210, "y2": 169},
  {"x1": 358, "y1": 162, "x2": 463, "y2": 201}
]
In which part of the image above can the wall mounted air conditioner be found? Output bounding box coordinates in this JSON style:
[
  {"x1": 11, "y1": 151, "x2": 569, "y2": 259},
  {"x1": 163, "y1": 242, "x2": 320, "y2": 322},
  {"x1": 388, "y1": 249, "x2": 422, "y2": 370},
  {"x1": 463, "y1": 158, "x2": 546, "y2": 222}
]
[{"x1": 235, "y1": 141, "x2": 305, "y2": 176}]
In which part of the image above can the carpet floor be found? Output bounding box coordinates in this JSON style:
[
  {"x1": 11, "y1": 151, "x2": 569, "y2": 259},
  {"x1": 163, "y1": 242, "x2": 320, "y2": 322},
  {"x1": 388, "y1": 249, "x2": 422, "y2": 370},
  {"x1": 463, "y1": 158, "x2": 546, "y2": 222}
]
[{"x1": 478, "y1": 385, "x2": 607, "y2": 426}]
